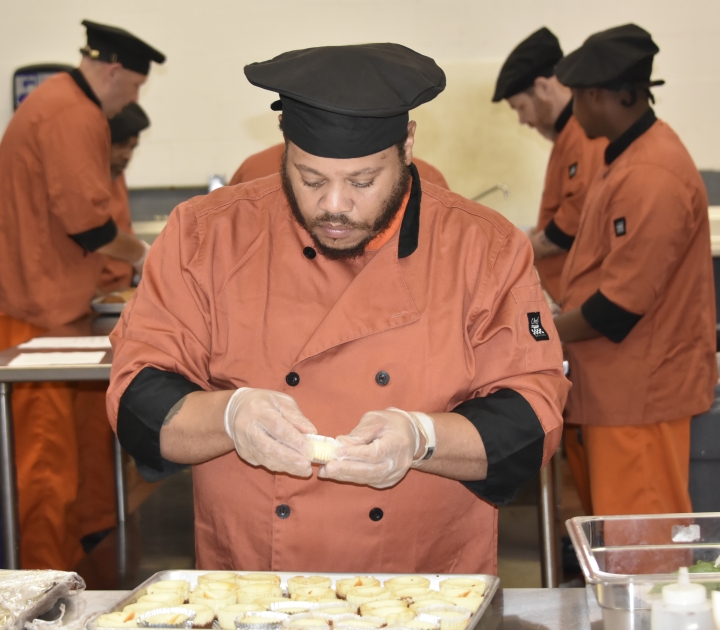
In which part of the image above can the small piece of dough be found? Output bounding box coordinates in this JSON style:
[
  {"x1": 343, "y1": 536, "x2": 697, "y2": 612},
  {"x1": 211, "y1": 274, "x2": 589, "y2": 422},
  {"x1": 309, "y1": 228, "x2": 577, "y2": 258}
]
[{"x1": 305, "y1": 436, "x2": 338, "y2": 464}]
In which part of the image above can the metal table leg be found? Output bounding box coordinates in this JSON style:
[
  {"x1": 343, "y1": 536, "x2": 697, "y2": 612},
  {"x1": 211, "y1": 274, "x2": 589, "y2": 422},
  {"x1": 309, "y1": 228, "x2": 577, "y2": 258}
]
[
  {"x1": 113, "y1": 436, "x2": 128, "y2": 524},
  {"x1": 539, "y1": 458, "x2": 558, "y2": 587},
  {"x1": 0, "y1": 382, "x2": 20, "y2": 568}
]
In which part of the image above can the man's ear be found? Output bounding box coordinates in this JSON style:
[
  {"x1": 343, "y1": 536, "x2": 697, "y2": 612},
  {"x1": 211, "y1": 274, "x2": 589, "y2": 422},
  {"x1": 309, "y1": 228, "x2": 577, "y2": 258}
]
[{"x1": 404, "y1": 120, "x2": 417, "y2": 166}]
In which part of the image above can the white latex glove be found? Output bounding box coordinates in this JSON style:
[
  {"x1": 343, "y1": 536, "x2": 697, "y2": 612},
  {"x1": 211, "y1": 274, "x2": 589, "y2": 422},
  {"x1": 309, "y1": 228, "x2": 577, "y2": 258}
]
[
  {"x1": 319, "y1": 407, "x2": 420, "y2": 489},
  {"x1": 132, "y1": 240, "x2": 151, "y2": 276},
  {"x1": 224, "y1": 388, "x2": 317, "y2": 477}
]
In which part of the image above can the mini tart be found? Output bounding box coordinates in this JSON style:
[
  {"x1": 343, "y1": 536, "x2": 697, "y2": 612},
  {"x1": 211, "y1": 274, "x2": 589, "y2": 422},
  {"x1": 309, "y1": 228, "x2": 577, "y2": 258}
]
[
  {"x1": 391, "y1": 588, "x2": 436, "y2": 605},
  {"x1": 336, "y1": 577, "x2": 381, "y2": 599},
  {"x1": 218, "y1": 604, "x2": 265, "y2": 629},
  {"x1": 314, "y1": 611, "x2": 360, "y2": 623},
  {"x1": 198, "y1": 572, "x2": 239, "y2": 585},
  {"x1": 345, "y1": 587, "x2": 393, "y2": 607},
  {"x1": 408, "y1": 600, "x2": 450, "y2": 612},
  {"x1": 255, "y1": 597, "x2": 290, "y2": 610},
  {"x1": 96, "y1": 611, "x2": 138, "y2": 627},
  {"x1": 235, "y1": 611, "x2": 288, "y2": 630},
  {"x1": 237, "y1": 584, "x2": 284, "y2": 604},
  {"x1": 440, "y1": 594, "x2": 482, "y2": 613},
  {"x1": 148, "y1": 580, "x2": 192, "y2": 601},
  {"x1": 139, "y1": 593, "x2": 185, "y2": 607},
  {"x1": 291, "y1": 587, "x2": 336, "y2": 601},
  {"x1": 236, "y1": 574, "x2": 282, "y2": 587},
  {"x1": 188, "y1": 590, "x2": 237, "y2": 612},
  {"x1": 306, "y1": 435, "x2": 338, "y2": 464},
  {"x1": 181, "y1": 604, "x2": 215, "y2": 629},
  {"x1": 124, "y1": 604, "x2": 167, "y2": 615},
  {"x1": 287, "y1": 577, "x2": 332, "y2": 597},
  {"x1": 402, "y1": 620, "x2": 440, "y2": 630},
  {"x1": 194, "y1": 582, "x2": 238, "y2": 595},
  {"x1": 334, "y1": 616, "x2": 386, "y2": 629},
  {"x1": 416, "y1": 607, "x2": 472, "y2": 630},
  {"x1": 270, "y1": 601, "x2": 316, "y2": 615},
  {"x1": 282, "y1": 614, "x2": 330, "y2": 629},
  {"x1": 366, "y1": 607, "x2": 414, "y2": 625},
  {"x1": 137, "y1": 611, "x2": 193, "y2": 628},
  {"x1": 437, "y1": 579, "x2": 485, "y2": 596},
  {"x1": 383, "y1": 577, "x2": 431, "y2": 592},
  {"x1": 359, "y1": 600, "x2": 406, "y2": 616}
]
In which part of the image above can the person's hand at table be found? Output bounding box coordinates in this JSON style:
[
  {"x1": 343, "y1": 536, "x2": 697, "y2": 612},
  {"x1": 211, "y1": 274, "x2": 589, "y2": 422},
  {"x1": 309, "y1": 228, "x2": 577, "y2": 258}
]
[
  {"x1": 319, "y1": 408, "x2": 422, "y2": 488},
  {"x1": 224, "y1": 388, "x2": 317, "y2": 477}
]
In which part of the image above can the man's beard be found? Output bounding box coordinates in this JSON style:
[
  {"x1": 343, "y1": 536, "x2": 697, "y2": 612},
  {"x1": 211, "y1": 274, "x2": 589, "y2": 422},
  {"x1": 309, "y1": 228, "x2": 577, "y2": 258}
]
[{"x1": 280, "y1": 152, "x2": 411, "y2": 260}]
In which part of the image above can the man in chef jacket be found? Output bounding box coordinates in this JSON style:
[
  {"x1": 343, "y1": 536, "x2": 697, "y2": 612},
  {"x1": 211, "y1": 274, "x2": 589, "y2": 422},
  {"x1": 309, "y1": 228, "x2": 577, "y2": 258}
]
[
  {"x1": 553, "y1": 25, "x2": 717, "y2": 518},
  {"x1": 0, "y1": 20, "x2": 164, "y2": 569},
  {"x1": 108, "y1": 44, "x2": 569, "y2": 573},
  {"x1": 493, "y1": 27, "x2": 606, "y2": 305}
]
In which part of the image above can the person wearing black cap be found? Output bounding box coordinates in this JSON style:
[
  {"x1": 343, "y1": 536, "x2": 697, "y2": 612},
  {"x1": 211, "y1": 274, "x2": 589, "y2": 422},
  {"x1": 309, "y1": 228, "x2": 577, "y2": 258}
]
[
  {"x1": 493, "y1": 27, "x2": 606, "y2": 303},
  {"x1": 107, "y1": 44, "x2": 568, "y2": 572},
  {"x1": 0, "y1": 20, "x2": 164, "y2": 569},
  {"x1": 553, "y1": 24, "x2": 717, "y2": 517}
]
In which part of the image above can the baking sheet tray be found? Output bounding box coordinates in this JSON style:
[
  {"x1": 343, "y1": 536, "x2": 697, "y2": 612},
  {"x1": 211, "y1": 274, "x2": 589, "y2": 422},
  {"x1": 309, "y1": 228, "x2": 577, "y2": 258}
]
[{"x1": 86, "y1": 570, "x2": 500, "y2": 630}]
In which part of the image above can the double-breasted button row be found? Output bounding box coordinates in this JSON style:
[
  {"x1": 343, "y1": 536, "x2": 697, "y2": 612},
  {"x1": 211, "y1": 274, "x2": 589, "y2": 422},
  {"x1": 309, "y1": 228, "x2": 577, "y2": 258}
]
[{"x1": 287, "y1": 370, "x2": 388, "y2": 387}]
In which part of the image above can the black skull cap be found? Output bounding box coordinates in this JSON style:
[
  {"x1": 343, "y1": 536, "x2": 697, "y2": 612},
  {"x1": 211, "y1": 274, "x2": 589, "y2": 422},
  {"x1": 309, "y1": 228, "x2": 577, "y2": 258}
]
[
  {"x1": 244, "y1": 43, "x2": 445, "y2": 159},
  {"x1": 555, "y1": 24, "x2": 663, "y2": 90},
  {"x1": 81, "y1": 19, "x2": 166, "y2": 76},
  {"x1": 492, "y1": 27, "x2": 563, "y2": 102},
  {"x1": 109, "y1": 102, "x2": 150, "y2": 144}
]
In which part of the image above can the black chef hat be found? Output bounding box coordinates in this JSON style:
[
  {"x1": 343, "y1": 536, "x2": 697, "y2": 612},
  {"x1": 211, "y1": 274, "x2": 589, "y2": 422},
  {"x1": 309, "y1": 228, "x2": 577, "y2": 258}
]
[
  {"x1": 81, "y1": 20, "x2": 166, "y2": 76},
  {"x1": 555, "y1": 24, "x2": 664, "y2": 91},
  {"x1": 244, "y1": 43, "x2": 445, "y2": 159},
  {"x1": 109, "y1": 103, "x2": 150, "y2": 144},
  {"x1": 492, "y1": 27, "x2": 563, "y2": 102}
]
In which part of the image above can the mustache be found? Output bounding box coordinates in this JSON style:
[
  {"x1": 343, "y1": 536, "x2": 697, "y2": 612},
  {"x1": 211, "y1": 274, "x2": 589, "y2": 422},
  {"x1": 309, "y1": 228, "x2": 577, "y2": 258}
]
[{"x1": 306, "y1": 213, "x2": 369, "y2": 231}]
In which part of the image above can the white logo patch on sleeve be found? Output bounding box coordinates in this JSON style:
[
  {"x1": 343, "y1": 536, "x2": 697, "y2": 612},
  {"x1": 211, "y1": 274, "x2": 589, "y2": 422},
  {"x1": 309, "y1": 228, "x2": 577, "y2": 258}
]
[
  {"x1": 614, "y1": 218, "x2": 627, "y2": 236},
  {"x1": 527, "y1": 312, "x2": 550, "y2": 341}
]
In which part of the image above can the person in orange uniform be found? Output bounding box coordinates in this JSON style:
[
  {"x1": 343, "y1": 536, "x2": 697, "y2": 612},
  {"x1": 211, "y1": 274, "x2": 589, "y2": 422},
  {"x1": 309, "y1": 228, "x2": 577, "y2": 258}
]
[
  {"x1": 0, "y1": 21, "x2": 165, "y2": 569},
  {"x1": 108, "y1": 44, "x2": 569, "y2": 573},
  {"x1": 98, "y1": 102, "x2": 151, "y2": 292},
  {"x1": 493, "y1": 27, "x2": 606, "y2": 303},
  {"x1": 230, "y1": 142, "x2": 450, "y2": 190},
  {"x1": 74, "y1": 102, "x2": 154, "y2": 553},
  {"x1": 553, "y1": 24, "x2": 717, "y2": 517}
]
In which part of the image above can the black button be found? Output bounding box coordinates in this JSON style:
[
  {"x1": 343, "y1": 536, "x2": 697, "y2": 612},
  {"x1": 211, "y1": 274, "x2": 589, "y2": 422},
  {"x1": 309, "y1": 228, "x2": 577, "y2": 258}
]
[
  {"x1": 369, "y1": 508, "x2": 384, "y2": 521},
  {"x1": 375, "y1": 371, "x2": 390, "y2": 386},
  {"x1": 286, "y1": 372, "x2": 300, "y2": 386},
  {"x1": 303, "y1": 247, "x2": 317, "y2": 259},
  {"x1": 276, "y1": 504, "x2": 291, "y2": 519}
]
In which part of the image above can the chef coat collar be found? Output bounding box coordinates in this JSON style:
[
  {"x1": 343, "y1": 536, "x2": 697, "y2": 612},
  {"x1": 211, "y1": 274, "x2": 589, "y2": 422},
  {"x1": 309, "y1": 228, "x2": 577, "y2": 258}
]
[
  {"x1": 398, "y1": 162, "x2": 421, "y2": 258},
  {"x1": 604, "y1": 107, "x2": 656, "y2": 165},
  {"x1": 554, "y1": 99, "x2": 574, "y2": 134},
  {"x1": 69, "y1": 68, "x2": 102, "y2": 110}
]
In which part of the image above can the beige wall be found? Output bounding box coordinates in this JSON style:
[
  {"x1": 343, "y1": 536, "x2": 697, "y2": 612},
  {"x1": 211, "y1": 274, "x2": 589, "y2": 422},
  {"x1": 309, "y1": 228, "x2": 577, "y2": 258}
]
[{"x1": 1, "y1": 0, "x2": 718, "y2": 226}]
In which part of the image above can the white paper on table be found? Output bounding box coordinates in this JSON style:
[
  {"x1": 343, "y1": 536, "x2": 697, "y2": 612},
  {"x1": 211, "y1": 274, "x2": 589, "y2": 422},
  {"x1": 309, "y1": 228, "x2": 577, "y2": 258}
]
[
  {"x1": 17, "y1": 336, "x2": 111, "y2": 350},
  {"x1": 8, "y1": 352, "x2": 107, "y2": 367}
]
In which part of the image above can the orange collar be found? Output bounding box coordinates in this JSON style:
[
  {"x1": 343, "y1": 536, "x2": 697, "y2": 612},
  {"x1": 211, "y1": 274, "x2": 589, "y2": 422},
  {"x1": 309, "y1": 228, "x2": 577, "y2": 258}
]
[{"x1": 365, "y1": 185, "x2": 411, "y2": 252}]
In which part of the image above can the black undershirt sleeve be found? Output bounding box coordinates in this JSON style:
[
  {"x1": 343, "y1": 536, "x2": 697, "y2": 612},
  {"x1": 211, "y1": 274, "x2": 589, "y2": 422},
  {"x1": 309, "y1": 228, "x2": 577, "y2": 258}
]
[
  {"x1": 69, "y1": 218, "x2": 118, "y2": 252},
  {"x1": 543, "y1": 218, "x2": 575, "y2": 250},
  {"x1": 581, "y1": 290, "x2": 643, "y2": 343},
  {"x1": 453, "y1": 389, "x2": 545, "y2": 506},
  {"x1": 117, "y1": 367, "x2": 204, "y2": 482}
]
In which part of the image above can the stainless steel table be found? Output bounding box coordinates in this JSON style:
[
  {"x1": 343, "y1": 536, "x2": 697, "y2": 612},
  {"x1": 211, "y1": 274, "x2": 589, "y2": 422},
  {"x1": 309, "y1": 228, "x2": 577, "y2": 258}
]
[
  {"x1": 69, "y1": 588, "x2": 602, "y2": 630},
  {"x1": 0, "y1": 315, "x2": 125, "y2": 569}
]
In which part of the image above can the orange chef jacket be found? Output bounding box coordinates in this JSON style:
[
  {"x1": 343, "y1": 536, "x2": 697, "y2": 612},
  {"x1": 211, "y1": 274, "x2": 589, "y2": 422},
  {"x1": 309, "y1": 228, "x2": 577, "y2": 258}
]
[
  {"x1": 561, "y1": 110, "x2": 717, "y2": 427},
  {"x1": 229, "y1": 142, "x2": 450, "y2": 189},
  {"x1": 0, "y1": 71, "x2": 116, "y2": 329},
  {"x1": 535, "y1": 103, "x2": 606, "y2": 302},
  {"x1": 108, "y1": 165, "x2": 568, "y2": 574},
  {"x1": 98, "y1": 174, "x2": 135, "y2": 292}
]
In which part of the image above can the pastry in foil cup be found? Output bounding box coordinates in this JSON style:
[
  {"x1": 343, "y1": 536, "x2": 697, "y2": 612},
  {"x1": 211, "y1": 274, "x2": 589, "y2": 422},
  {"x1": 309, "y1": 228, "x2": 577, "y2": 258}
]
[
  {"x1": 237, "y1": 584, "x2": 283, "y2": 604},
  {"x1": 383, "y1": 577, "x2": 430, "y2": 592},
  {"x1": 415, "y1": 607, "x2": 472, "y2": 630},
  {"x1": 137, "y1": 607, "x2": 197, "y2": 628},
  {"x1": 305, "y1": 435, "x2": 338, "y2": 464},
  {"x1": 396, "y1": 620, "x2": 440, "y2": 630},
  {"x1": 254, "y1": 598, "x2": 289, "y2": 611},
  {"x1": 236, "y1": 574, "x2": 282, "y2": 588},
  {"x1": 96, "y1": 611, "x2": 140, "y2": 627},
  {"x1": 218, "y1": 605, "x2": 265, "y2": 630},
  {"x1": 335, "y1": 577, "x2": 380, "y2": 600},
  {"x1": 408, "y1": 600, "x2": 449, "y2": 612},
  {"x1": 148, "y1": 581, "x2": 192, "y2": 601},
  {"x1": 139, "y1": 594, "x2": 186, "y2": 607},
  {"x1": 180, "y1": 604, "x2": 215, "y2": 629},
  {"x1": 269, "y1": 601, "x2": 316, "y2": 615},
  {"x1": 345, "y1": 587, "x2": 393, "y2": 607},
  {"x1": 364, "y1": 606, "x2": 414, "y2": 625},
  {"x1": 391, "y1": 588, "x2": 435, "y2": 605},
  {"x1": 437, "y1": 579, "x2": 485, "y2": 596},
  {"x1": 199, "y1": 573, "x2": 239, "y2": 586},
  {"x1": 281, "y1": 613, "x2": 330, "y2": 629},
  {"x1": 313, "y1": 613, "x2": 360, "y2": 624},
  {"x1": 234, "y1": 611, "x2": 288, "y2": 630},
  {"x1": 334, "y1": 616, "x2": 386, "y2": 629}
]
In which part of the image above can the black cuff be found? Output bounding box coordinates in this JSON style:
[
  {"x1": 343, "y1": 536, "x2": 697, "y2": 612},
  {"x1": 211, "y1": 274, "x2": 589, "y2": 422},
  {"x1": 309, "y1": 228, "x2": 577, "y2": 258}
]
[
  {"x1": 69, "y1": 218, "x2": 118, "y2": 252},
  {"x1": 117, "y1": 367, "x2": 204, "y2": 482},
  {"x1": 581, "y1": 290, "x2": 643, "y2": 343},
  {"x1": 453, "y1": 389, "x2": 545, "y2": 506},
  {"x1": 543, "y1": 219, "x2": 574, "y2": 250}
]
